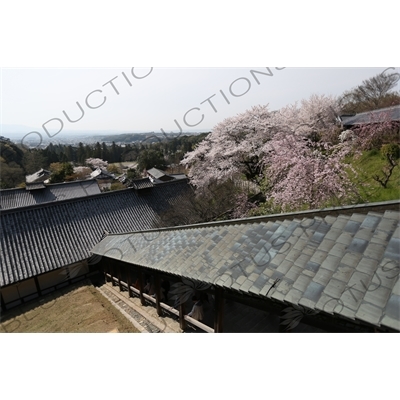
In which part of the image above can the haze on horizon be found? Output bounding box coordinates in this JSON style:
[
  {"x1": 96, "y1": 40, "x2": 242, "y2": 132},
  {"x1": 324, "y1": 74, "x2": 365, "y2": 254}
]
[{"x1": 2, "y1": 67, "x2": 399, "y2": 140}]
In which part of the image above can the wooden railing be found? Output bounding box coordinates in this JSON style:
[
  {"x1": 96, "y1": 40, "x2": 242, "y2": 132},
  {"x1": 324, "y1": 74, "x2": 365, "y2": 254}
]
[{"x1": 105, "y1": 272, "x2": 214, "y2": 333}]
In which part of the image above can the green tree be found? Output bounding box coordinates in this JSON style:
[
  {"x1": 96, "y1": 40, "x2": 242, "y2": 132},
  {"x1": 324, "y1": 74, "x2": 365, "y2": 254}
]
[
  {"x1": 339, "y1": 71, "x2": 400, "y2": 114},
  {"x1": 137, "y1": 149, "x2": 166, "y2": 171},
  {"x1": 49, "y1": 162, "x2": 74, "y2": 183}
]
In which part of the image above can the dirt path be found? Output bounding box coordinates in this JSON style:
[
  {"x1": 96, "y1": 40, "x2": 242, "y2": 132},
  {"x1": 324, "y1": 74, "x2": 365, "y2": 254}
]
[{"x1": 0, "y1": 281, "x2": 139, "y2": 333}]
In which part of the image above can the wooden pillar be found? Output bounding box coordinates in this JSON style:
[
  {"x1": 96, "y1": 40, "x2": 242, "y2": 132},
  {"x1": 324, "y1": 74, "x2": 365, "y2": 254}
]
[
  {"x1": 179, "y1": 302, "x2": 186, "y2": 331},
  {"x1": 139, "y1": 268, "x2": 145, "y2": 306},
  {"x1": 0, "y1": 291, "x2": 6, "y2": 311},
  {"x1": 155, "y1": 273, "x2": 162, "y2": 316},
  {"x1": 117, "y1": 263, "x2": 123, "y2": 292},
  {"x1": 102, "y1": 262, "x2": 107, "y2": 283},
  {"x1": 110, "y1": 263, "x2": 115, "y2": 286},
  {"x1": 127, "y1": 267, "x2": 133, "y2": 298},
  {"x1": 34, "y1": 276, "x2": 42, "y2": 297},
  {"x1": 214, "y1": 287, "x2": 224, "y2": 333}
]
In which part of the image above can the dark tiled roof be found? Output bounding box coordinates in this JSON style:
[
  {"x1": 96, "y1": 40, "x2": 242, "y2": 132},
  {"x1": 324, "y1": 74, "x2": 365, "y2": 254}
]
[
  {"x1": 0, "y1": 180, "x2": 101, "y2": 210},
  {"x1": 0, "y1": 180, "x2": 189, "y2": 287},
  {"x1": 26, "y1": 183, "x2": 46, "y2": 191},
  {"x1": 340, "y1": 105, "x2": 400, "y2": 127},
  {"x1": 130, "y1": 178, "x2": 154, "y2": 190},
  {"x1": 91, "y1": 204, "x2": 400, "y2": 331}
]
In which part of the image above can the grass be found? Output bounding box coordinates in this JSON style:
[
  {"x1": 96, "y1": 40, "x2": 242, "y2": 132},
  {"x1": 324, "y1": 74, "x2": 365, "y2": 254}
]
[
  {"x1": 348, "y1": 149, "x2": 400, "y2": 203},
  {"x1": 0, "y1": 281, "x2": 139, "y2": 333}
]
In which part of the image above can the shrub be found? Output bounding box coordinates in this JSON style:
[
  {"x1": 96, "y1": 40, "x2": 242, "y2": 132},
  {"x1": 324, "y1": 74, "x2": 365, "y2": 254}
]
[{"x1": 381, "y1": 143, "x2": 400, "y2": 160}]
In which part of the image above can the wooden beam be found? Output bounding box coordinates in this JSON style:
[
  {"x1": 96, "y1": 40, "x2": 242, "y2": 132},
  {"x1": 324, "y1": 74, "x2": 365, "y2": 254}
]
[
  {"x1": 34, "y1": 276, "x2": 42, "y2": 297},
  {"x1": 110, "y1": 264, "x2": 115, "y2": 286},
  {"x1": 102, "y1": 262, "x2": 107, "y2": 283},
  {"x1": 117, "y1": 263, "x2": 123, "y2": 292},
  {"x1": 179, "y1": 302, "x2": 186, "y2": 331},
  {"x1": 127, "y1": 267, "x2": 133, "y2": 298},
  {"x1": 155, "y1": 273, "x2": 162, "y2": 316},
  {"x1": 214, "y1": 287, "x2": 224, "y2": 333},
  {"x1": 0, "y1": 291, "x2": 6, "y2": 311},
  {"x1": 139, "y1": 268, "x2": 145, "y2": 306}
]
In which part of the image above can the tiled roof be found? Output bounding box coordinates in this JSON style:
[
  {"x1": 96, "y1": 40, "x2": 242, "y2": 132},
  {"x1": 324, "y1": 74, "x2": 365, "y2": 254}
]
[
  {"x1": 91, "y1": 204, "x2": 400, "y2": 331},
  {"x1": 340, "y1": 105, "x2": 400, "y2": 126},
  {"x1": 25, "y1": 183, "x2": 46, "y2": 191},
  {"x1": 0, "y1": 180, "x2": 101, "y2": 210},
  {"x1": 147, "y1": 168, "x2": 166, "y2": 179},
  {"x1": 90, "y1": 168, "x2": 115, "y2": 179},
  {"x1": 130, "y1": 177, "x2": 154, "y2": 190},
  {"x1": 0, "y1": 180, "x2": 189, "y2": 287},
  {"x1": 25, "y1": 169, "x2": 51, "y2": 184}
]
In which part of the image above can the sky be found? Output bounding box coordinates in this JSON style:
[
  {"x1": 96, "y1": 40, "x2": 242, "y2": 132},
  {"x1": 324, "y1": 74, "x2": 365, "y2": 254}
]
[{"x1": 2, "y1": 67, "x2": 399, "y2": 141}]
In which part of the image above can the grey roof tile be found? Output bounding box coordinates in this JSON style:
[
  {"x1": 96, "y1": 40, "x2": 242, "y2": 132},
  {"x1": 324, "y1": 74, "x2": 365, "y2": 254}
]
[
  {"x1": 324, "y1": 228, "x2": 344, "y2": 241},
  {"x1": 317, "y1": 238, "x2": 336, "y2": 253},
  {"x1": 336, "y1": 232, "x2": 355, "y2": 246},
  {"x1": 336, "y1": 306, "x2": 356, "y2": 320},
  {"x1": 347, "y1": 238, "x2": 369, "y2": 254},
  {"x1": 309, "y1": 250, "x2": 328, "y2": 265},
  {"x1": 384, "y1": 294, "x2": 400, "y2": 320},
  {"x1": 323, "y1": 279, "x2": 347, "y2": 298},
  {"x1": 356, "y1": 302, "x2": 383, "y2": 325},
  {"x1": 363, "y1": 286, "x2": 392, "y2": 309},
  {"x1": 293, "y1": 275, "x2": 313, "y2": 293},
  {"x1": 346, "y1": 271, "x2": 371, "y2": 293},
  {"x1": 376, "y1": 218, "x2": 398, "y2": 232},
  {"x1": 275, "y1": 260, "x2": 293, "y2": 275},
  {"x1": 284, "y1": 288, "x2": 303, "y2": 304},
  {"x1": 285, "y1": 265, "x2": 303, "y2": 282},
  {"x1": 363, "y1": 243, "x2": 386, "y2": 260},
  {"x1": 270, "y1": 290, "x2": 286, "y2": 302},
  {"x1": 292, "y1": 238, "x2": 308, "y2": 251},
  {"x1": 356, "y1": 257, "x2": 379, "y2": 276},
  {"x1": 384, "y1": 210, "x2": 400, "y2": 220},
  {"x1": 285, "y1": 248, "x2": 303, "y2": 262},
  {"x1": 384, "y1": 237, "x2": 400, "y2": 261},
  {"x1": 339, "y1": 287, "x2": 364, "y2": 312},
  {"x1": 341, "y1": 252, "x2": 363, "y2": 268},
  {"x1": 312, "y1": 268, "x2": 334, "y2": 286},
  {"x1": 392, "y1": 278, "x2": 400, "y2": 296},
  {"x1": 332, "y1": 265, "x2": 355, "y2": 282},
  {"x1": 354, "y1": 228, "x2": 375, "y2": 242},
  {"x1": 361, "y1": 215, "x2": 381, "y2": 229},
  {"x1": 371, "y1": 261, "x2": 399, "y2": 289},
  {"x1": 294, "y1": 253, "x2": 312, "y2": 268},
  {"x1": 315, "y1": 294, "x2": 342, "y2": 314},
  {"x1": 305, "y1": 261, "x2": 321, "y2": 273},
  {"x1": 381, "y1": 314, "x2": 400, "y2": 331},
  {"x1": 329, "y1": 243, "x2": 348, "y2": 258},
  {"x1": 302, "y1": 281, "x2": 324, "y2": 302}
]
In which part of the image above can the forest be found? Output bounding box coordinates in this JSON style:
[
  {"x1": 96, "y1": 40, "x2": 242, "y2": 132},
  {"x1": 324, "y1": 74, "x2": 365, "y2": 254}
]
[{"x1": 1, "y1": 71, "x2": 400, "y2": 224}]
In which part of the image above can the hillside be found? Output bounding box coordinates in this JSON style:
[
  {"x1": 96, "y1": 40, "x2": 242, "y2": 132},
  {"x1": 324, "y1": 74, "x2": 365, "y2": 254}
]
[
  {"x1": 0, "y1": 137, "x2": 26, "y2": 189},
  {"x1": 349, "y1": 149, "x2": 400, "y2": 203}
]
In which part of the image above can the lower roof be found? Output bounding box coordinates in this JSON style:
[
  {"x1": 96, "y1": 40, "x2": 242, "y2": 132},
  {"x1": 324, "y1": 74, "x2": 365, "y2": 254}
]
[
  {"x1": 91, "y1": 203, "x2": 400, "y2": 331},
  {"x1": 0, "y1": 179, "x2": 101, "y2": 210},
  {"x1": 0, "y1": 180, "x2": 189, "y2": 287}
]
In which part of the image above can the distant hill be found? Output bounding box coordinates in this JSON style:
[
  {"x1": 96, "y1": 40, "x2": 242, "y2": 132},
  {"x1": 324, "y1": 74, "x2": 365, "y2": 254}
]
[{"x1": 99, "y1": 132, "x2": 203, "y2": 143}]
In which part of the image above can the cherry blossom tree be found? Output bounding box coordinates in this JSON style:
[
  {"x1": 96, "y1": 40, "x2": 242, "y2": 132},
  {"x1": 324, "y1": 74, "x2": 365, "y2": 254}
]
[
  {"x1": 350, "y1": 109, "x2": 400, "y2": 151},
  {"x1": 85, "y1": 158, "x2": 108, "y2": 170},
  {"x1": 182, "y1": 94, "x2": 355, "y2": 212}
]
